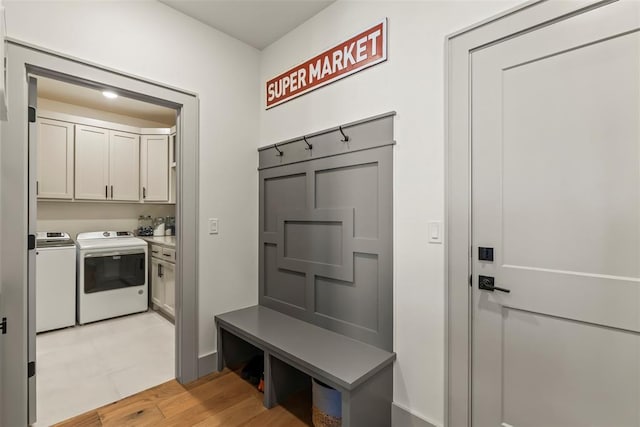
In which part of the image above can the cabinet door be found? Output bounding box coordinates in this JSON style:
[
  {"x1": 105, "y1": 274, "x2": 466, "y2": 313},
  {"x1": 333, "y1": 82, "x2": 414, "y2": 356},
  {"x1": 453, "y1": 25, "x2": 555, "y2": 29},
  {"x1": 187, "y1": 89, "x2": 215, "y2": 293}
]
[
  {"x1": 162, "y1": 261, "x2": 175, "y2": 317},
  {"x1": 37, "y1": 118, "x2": 74, "y2": 199},
  {"x1": 109, "y1": 131, "x2": 140, "y2": 201},
  {"x1": 141, "y1": 135, "x2": 169, "y2": 202},
  {"x1": 151, "y1": 258, "x2": 165, "y2": 307},
  {"x1": 75, "y1": 125, "x2": 109, "y2": 200}
]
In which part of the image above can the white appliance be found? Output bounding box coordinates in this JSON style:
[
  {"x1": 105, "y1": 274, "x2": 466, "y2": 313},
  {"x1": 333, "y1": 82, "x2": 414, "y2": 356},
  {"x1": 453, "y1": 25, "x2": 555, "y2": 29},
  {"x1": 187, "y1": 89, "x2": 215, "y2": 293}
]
[
  {"x1": 76, "y1": 231, "x2": 148, "y2": 324},
  {"x1": 36, "y1": 232, "x2": 76, "y2": 333}
]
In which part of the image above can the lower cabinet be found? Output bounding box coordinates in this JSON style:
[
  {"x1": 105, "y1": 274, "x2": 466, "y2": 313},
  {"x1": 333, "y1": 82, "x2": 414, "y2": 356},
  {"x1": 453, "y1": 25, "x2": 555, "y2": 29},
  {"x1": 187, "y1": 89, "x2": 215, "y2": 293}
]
[{"x1": 150, "y1": 245, "x2": 175, "y2": 321}]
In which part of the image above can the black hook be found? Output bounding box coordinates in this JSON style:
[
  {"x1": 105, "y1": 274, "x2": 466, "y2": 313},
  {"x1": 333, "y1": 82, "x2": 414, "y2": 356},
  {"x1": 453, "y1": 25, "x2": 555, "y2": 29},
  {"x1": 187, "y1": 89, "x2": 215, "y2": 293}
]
[
  {"x1": 303, "y1": 136, "x2": 312, "y2": 150},
  {"x1": 274, "y1": 143, "x2": 283, "y2": 157},
  {"x1": 338, "y1": 126, "x2": 350, "y2": 142}
]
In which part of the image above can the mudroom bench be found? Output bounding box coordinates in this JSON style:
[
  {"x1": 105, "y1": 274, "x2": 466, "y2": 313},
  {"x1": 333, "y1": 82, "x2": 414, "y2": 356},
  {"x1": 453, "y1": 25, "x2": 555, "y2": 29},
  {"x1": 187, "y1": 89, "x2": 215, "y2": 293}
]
[{"x1": 215, "y1": 305, "x2": 396, "y2": 427}]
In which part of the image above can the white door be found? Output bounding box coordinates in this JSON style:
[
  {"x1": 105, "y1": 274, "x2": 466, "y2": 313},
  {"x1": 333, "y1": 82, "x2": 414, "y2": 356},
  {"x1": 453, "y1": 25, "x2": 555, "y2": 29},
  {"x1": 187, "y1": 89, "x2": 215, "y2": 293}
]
[
  {"x1": 141, "y1": 135, "x2": 169, "y2": 202},
  {"x1": 109, "y1": 130, "x2": 140, "y2": 201},
  {"x1": 472, "y1": 2, "x2": 640, "y2": 426},
  {"x1": 37, "y1": 118, "x2": 74, "y2": 199},
  {"x1": 75, "y1": 125, "x2": 109, "y2": 200}
]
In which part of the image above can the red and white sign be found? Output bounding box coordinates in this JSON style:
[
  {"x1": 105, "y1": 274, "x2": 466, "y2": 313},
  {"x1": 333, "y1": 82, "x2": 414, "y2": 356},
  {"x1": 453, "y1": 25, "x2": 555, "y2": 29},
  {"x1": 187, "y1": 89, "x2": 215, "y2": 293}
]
[{"x1": 266, "y1": 19, "x2": 387, "y2": 109}]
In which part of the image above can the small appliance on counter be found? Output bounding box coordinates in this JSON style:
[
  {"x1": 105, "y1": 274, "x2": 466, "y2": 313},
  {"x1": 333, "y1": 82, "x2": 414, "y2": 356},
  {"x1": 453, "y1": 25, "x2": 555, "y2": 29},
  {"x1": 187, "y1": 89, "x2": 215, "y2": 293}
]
[
  {"x1": 165, "y1": 216, "x2": 175, "y2": 236},
  {"x1": 36, "y1": 232, "x2": 76, "y2": 333}
]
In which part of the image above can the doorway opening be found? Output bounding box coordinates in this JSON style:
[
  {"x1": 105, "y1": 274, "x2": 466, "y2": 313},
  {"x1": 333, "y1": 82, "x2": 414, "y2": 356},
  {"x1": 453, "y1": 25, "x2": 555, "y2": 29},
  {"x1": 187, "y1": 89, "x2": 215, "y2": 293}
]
[{"x1": 31, "y1": 76, "x2": 179, "y2": 426}]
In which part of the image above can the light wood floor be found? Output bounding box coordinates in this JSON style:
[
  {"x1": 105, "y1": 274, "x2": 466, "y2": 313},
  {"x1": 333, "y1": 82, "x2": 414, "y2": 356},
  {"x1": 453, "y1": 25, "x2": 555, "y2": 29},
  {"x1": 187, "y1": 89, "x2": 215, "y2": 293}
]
[{"x1": 53, "y1": 369, "x2": 312, "y2": 427}]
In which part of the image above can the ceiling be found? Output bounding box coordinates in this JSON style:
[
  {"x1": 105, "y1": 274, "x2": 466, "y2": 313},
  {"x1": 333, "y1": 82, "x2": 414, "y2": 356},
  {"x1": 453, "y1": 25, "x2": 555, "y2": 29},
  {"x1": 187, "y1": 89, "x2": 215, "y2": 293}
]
[
  {"x1": 160, "y1": 0, "x2": 335, "y2": 50},
  {"x1": 37, "y1": 77, "x2": 177, "y2": 126}
]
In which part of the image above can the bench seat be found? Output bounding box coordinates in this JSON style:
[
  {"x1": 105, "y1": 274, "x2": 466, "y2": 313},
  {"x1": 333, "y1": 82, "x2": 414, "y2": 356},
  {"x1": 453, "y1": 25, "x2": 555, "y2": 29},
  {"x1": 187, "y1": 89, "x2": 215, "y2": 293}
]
[{"x1": 215, "y1": 305, "x2": 396, "y2": 426}]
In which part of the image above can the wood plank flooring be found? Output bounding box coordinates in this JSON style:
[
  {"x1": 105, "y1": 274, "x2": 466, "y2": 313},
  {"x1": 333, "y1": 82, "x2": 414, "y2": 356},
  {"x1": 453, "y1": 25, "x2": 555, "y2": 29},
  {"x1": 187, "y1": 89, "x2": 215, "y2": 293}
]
[{"x1": 53, "y1": 369, "x2": 312, "y2": 427}]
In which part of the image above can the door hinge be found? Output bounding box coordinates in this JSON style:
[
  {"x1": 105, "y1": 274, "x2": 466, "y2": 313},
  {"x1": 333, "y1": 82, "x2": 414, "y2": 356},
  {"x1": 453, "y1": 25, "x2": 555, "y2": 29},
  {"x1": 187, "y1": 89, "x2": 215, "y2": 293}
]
[
  {"x1": 28, "y1": 234, "x2": 36, "y2": 250},
  {"x1": 28, "y1": 107, "x2": 36, "y2": 123},
  {"x1": 1, "y1": 317, "x2": 7, "y2": 335},
  {"x1": 28, "y1": 361, "x2": 35, "y2": 378}
]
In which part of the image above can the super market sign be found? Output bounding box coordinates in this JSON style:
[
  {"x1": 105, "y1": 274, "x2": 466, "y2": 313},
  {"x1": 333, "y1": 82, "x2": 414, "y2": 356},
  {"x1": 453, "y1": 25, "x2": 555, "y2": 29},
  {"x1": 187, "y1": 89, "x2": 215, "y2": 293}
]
[{"x1": 266, "y1": 20, "x2": 388, "y2": 109}]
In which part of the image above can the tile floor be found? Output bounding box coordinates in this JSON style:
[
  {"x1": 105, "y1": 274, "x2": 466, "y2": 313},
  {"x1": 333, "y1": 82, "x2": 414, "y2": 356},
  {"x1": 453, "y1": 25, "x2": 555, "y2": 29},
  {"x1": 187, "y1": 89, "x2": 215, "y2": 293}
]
[{"x1": 33, "y1": 311, "x2": 174, "y2": 427}]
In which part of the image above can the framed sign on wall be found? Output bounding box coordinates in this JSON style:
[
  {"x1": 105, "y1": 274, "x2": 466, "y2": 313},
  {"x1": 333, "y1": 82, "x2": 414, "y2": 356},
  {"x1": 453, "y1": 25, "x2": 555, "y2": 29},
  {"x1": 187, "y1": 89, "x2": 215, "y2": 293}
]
[{"x1": 265, "y1": 19, "x2": 388, "y2": 109}]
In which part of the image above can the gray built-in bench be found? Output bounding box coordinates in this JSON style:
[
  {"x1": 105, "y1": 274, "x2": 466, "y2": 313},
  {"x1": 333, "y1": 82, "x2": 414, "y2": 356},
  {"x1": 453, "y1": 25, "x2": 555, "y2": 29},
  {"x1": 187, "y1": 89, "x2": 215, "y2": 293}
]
[
  {"x1": 215, "y1": 113, "x2": 396, "y2": 426},
  {"x1": 216, "y1": 306, "x2": 396, "y2": 426}
]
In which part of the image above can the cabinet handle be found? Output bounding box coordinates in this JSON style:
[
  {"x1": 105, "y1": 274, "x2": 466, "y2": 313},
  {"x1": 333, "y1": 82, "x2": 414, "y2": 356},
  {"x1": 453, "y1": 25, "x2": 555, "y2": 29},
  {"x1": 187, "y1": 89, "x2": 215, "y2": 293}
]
[
  {"x1": 158, "y1": 264, "x2": 163, "y2": 278},
  {"x1": 111, "y1": 185, "x2": 114, "y2": 199},
  {"x1": 36, "y1": 181, "x2": 39, "y2": 196},
  {"x1": 143, "y1": 187, "x2": 146, "y2": 199},
  {"x1": 105, "y1": 185, "x2": 108, "y2": 199}
]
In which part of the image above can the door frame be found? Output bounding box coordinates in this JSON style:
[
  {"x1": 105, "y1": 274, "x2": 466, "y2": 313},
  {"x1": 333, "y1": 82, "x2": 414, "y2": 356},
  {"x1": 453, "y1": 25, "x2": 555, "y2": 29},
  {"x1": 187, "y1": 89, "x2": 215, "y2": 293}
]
[
  {"x1": 2, "y1": 39, "x2": 200, "y2": 426},
  {"x1": 445, "y1": 1, "x2": 616, "y2": 425}
]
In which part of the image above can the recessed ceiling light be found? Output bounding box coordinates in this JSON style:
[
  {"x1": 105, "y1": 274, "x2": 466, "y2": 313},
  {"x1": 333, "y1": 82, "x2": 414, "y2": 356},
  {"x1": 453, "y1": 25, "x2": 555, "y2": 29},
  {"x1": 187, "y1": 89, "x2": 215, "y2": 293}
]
[{"x1": 102, "y1": 91, "x2": 118, "y2": 99}]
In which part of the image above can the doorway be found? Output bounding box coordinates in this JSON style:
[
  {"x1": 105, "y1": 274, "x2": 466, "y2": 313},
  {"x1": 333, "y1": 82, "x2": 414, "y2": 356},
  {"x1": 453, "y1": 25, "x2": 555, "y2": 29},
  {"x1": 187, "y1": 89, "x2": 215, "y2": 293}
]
[
  {"x1": 31, "y1": 75, "x2": 178, "y2": 426},
  {"x1": 447, "y1": 1, "x2": 640, "y2": 426},
  {"x1": 1, "y1": 41, "x2": 199, "y2": 427}
]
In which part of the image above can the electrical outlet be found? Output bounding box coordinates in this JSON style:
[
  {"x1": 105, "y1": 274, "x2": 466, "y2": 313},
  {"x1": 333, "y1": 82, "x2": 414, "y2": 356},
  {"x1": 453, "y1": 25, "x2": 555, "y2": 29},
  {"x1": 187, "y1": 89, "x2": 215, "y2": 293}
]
[{"x1": 208, "y1": 218, "x2": 219, "y2": 235}]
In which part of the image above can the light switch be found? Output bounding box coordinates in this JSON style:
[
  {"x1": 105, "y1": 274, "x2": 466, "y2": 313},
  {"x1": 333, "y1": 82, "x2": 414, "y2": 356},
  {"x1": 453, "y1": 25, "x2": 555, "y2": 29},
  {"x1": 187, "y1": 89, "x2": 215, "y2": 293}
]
[
  {"x1": 208, "y1": 218, "x2": 219, "y2": 235},
  {"x1": 428, "y1": 221, "x2": 443, "y2": 244}
]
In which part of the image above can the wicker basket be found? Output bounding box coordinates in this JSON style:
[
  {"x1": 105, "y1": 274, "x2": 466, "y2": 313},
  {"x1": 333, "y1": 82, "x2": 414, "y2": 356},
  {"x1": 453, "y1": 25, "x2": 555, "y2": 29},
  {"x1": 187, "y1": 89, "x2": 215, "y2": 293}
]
[
  {"x1": 312, "y1": 405, "x2": 342, "y2": 427},
  {"x1": 312, "y1": 379, "x2": 342, "y2": 427}
]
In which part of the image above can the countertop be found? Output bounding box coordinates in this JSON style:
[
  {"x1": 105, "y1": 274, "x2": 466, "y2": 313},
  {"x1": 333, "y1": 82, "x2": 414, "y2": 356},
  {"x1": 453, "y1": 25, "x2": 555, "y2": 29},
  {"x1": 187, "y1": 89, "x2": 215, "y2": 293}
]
[{"x1": 140, "y1": 236, "x2": 176, "y2": 248}]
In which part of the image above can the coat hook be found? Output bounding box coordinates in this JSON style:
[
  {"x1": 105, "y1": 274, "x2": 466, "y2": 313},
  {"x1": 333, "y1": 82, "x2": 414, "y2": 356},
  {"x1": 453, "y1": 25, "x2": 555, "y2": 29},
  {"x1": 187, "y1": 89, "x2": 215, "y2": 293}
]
[
  {"x1": 338, "y1": 126, "x2": 350, "y2": 142},
  {"x1": 274, "y1": 143, "x2": 283, "y2": 157},
  {"x1": 303, "y1": 136, "x2": 312, "y2": 150}
]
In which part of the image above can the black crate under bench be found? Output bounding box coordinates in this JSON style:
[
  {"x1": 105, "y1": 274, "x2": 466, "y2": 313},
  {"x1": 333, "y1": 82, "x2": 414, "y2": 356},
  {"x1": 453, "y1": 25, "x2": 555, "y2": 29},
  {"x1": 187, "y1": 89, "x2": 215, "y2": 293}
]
[{"x1": 216, "y1": 305, "x2": 396, "y2": 426}]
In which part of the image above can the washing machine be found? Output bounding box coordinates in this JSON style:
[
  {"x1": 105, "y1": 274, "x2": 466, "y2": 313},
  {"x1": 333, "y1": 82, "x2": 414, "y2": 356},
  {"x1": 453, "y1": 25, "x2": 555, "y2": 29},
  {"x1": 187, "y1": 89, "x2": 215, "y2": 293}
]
[{"x1": 36, "y1": 232, "x2": 77, "y2": 333}]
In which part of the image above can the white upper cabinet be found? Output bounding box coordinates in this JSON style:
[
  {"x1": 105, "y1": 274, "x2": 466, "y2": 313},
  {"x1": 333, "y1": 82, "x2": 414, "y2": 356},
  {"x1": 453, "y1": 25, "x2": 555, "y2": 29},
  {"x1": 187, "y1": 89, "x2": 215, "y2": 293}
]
[
  {"x1": 75, "y1": 125, "x2": 109, "y2": 200},
  {"x1": 109, "y1": 131, "x2": 140, "y2": 201},
  {"x1": 37, "y1": 118, "x2": 74, "y2": 199},
  {"x1": 141, "y1": 135, "x2": 169, "y2": 202}
]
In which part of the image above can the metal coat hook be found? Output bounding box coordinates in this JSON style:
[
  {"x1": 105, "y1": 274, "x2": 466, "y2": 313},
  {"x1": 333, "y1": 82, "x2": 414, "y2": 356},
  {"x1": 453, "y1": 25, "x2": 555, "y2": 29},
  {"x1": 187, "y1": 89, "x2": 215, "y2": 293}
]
[
  {"x1": 338, "y1": 126, "x2": 350, "y2": 142},
  {"x1": 274, "y1": 143, "x2": 283, "y2": 157},
  {"x1": 303, "y1": 136, "x2": 312, "y2": 150}
]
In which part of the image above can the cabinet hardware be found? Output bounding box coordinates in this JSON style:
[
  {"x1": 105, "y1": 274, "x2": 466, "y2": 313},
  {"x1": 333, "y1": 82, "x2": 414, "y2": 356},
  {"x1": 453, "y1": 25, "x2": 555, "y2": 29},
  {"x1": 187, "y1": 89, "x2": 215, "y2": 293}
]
[
  {"x1": 158, "y1": 264, "x2": 163, "y2": 278},
  {"x1": 105, "y1": 185, "x2": 108, "y2": 199},
  {"x1": 111, "y1": 185, "x2": 114, "y2": 199},
  {"x1": 36, "y1": 181, "x2": 39, "y2": 196},
  {"x1": 143, "y1": 187, "x2": 146, "y2": 199},
  {"x1": 1, "y1": 317, "x2": 6, "y2": 334}
]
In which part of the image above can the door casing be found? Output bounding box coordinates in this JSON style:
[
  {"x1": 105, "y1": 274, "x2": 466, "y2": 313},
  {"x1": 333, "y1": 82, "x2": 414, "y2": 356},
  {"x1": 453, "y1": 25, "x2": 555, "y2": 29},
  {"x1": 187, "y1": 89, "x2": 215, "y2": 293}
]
[
  {"x1": 445, "y1": 0, "x2": 618, "y2": 425},
  {"x1": 1, "y1": 39, "x2": 200, "y2": 427}
]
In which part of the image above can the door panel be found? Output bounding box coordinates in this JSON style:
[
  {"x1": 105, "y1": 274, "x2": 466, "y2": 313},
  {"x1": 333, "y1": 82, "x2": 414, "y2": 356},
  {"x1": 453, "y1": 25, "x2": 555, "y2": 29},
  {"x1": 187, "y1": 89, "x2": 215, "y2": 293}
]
[
  {"x1": 472, "y1": 1, "x2": 640, "y2": 426},
  {"x1": 37, "y1": 118, "x2": 74, "y2": 199},
  {"x1": 75, "y1": 125, "x2": 109, "y2": 200},
  {"x1": 109, "y1": 131, "x2": 140, "y2": 201},
  {"x1": 141, "y1": 135, "x2": 169, "y2": 202}
]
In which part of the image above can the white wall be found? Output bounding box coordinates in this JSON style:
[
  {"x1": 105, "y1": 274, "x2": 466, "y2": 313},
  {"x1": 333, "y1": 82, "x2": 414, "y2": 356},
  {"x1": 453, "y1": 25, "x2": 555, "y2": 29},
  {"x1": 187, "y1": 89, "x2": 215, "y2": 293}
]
[
  {"x1": 5, "y1": 0, "x2": 260, "y2": 360},
  {"x1": 38, "y1": 202, "x2": 175, "y2": 240},
  {"x1": 259, "y1": 1, "x2": 521, "y2": 425}
]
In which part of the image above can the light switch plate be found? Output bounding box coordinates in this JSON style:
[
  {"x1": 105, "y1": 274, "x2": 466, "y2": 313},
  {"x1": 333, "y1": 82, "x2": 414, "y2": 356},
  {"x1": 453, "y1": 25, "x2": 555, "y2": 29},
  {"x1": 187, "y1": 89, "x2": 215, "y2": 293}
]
[
  {"x1": 428, "y1": 221, "x2": 443, "y2": 244},
  {"x1": 208, "y1": 218, "x2": 219, "y2": 235}
]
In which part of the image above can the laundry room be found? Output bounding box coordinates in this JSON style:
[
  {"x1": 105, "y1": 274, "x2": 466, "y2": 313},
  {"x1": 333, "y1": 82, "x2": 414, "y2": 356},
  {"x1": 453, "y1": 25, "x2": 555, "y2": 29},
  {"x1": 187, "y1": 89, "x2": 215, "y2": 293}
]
[{"x1": 34, "y1": 76, "x2": 179, "y2": 426}]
